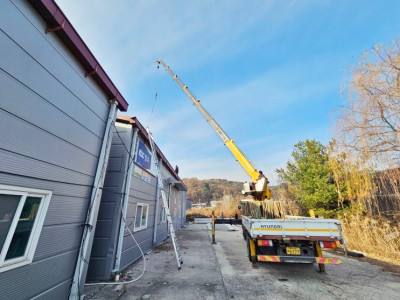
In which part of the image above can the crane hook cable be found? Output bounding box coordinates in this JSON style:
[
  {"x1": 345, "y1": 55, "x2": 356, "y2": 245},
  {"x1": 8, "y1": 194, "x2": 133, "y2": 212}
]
[{"x1": 147, "y1": 92, "x2": 158, "y2": 128}]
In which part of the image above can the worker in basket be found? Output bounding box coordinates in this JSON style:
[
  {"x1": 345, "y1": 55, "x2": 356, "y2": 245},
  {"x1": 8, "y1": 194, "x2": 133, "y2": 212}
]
[{"x1": 245, "y1": 171, "x2": 269, "y2": 200}]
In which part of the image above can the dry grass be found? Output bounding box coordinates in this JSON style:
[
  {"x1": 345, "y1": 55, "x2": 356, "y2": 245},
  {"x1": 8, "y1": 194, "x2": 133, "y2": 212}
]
[
  {"x1": 187, "y1": 198, "x2": 241, "y2": 221},
  {"x1": 340, "y1": 214, "x2": 400, "y2": 265},
  {"x1": 327, "y1": 41, "x2": 400, "y2": 265},
  {"x1": 328, "y1": 143, "x2": 400, "y2": 264}
]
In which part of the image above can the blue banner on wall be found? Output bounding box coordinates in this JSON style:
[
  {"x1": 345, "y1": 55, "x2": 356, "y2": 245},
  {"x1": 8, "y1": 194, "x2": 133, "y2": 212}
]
[{"x1": 136, "y1": 140, "x2": 152, "y2": 170}]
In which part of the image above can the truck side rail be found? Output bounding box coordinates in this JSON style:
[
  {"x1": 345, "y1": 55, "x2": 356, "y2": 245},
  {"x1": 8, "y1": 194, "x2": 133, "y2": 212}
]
[{"x1": 242, "y1": 216, "x2": 344, "y2": 241}]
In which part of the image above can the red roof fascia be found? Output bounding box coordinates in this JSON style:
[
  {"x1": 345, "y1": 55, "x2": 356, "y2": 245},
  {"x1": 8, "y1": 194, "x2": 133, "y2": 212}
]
[
  {"x1": 116, "y1": 115, "x2": 184, "y2": 184},
  {"x1": 28, "y1": 0, "x2": 128, "y2": 111}
]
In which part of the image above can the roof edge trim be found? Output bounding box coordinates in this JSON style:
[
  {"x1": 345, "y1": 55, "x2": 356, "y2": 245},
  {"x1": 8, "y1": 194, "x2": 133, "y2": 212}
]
[
  {"x1": 116, "y1": 115, "x2": 185, "y2": 185},
  {"x1": 28, "y1": 0, "x2": 128, "y2": 111}
]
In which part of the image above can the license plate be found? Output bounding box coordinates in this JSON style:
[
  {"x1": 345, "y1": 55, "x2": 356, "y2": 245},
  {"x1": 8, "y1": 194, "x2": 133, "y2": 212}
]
[{"x1": 286, "y1": 247, "x2": 300, "y2": 255}]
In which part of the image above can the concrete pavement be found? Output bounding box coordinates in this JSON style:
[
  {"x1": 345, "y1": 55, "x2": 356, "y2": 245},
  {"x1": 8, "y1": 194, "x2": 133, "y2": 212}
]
[
  {"x1": 84, "y1": 224, "x2": 226, "y2": 300},
  {"x1": 84, "y1": 223, "x2": 400, "y2": 300}
]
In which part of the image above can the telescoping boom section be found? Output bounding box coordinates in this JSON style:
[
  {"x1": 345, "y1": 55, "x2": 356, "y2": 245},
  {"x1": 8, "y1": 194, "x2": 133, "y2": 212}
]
[{"x1": 157, "y1": 59, "x2": 271, "y2": 200}]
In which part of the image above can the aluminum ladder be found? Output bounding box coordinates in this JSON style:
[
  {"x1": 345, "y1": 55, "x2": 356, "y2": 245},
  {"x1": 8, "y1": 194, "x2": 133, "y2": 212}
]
[{"x1": 147, "y1": 128, "x2": 182, "y2": 269}]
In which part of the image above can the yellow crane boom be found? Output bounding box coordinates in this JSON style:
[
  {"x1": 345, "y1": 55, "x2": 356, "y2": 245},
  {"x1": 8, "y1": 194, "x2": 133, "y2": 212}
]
[{"x1": 157, "y1": 59, "x2": 271, "y2": 199}]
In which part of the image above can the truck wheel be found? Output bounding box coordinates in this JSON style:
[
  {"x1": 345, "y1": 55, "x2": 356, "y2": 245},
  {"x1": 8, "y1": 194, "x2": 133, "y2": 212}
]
[{"x1": 246, "y1": 235, "x2": 252, "y2": 262}]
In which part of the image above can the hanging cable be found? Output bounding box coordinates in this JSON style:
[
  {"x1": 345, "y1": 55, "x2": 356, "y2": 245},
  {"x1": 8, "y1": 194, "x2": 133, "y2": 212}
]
[
  {"x1": 147, "y1": 92, "x2": 158, "y2": 128},
  {"x1": 85, "y1": 216, "x2": 147, "y2": 286}
]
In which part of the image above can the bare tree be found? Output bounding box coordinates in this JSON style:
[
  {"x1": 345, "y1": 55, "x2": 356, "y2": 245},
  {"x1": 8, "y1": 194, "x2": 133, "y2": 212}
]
[
  {"x1": 336, "y1": 41, "x2": 400, "y2": 165},
  {"x1": 332, "y1": 41, "x2": 400, "y2": 218}
]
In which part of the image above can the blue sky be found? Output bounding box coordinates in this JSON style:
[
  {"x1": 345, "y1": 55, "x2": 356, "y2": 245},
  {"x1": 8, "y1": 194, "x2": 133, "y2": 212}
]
[{"x1": 56, "y1": 0, "x2": 400, "y2": 184}]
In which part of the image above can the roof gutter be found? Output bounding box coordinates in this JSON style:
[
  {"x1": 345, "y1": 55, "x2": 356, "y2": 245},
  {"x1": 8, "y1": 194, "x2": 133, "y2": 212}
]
[{"x1": 28, "y1": 0, "x2": 128, "y2": 111}]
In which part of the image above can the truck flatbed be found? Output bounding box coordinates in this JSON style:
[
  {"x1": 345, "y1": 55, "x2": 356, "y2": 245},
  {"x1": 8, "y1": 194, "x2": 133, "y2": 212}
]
[{"x1": 242, "y1": 215, "x2": 343, "y2": 241}]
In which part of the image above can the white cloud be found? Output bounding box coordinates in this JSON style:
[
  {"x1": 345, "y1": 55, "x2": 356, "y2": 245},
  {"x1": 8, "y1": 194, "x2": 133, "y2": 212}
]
[
  {"x1": 55, "y1": 0, "x2": 313, "y2": 90},
  {"x1": 54, "y1": 0, "x2": 344, "y2": 185}
]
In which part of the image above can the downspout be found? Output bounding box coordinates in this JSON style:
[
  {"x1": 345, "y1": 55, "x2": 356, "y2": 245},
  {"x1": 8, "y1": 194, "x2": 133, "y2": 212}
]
[
  {"x1": 69, "y1": 101, "x2": 117, "y2": 300},
  {"x1": 181, "y1": 191, "x2": 184, "y2": 227},
  {"x1": 152, "y1": 157, "x2": 162, "y2": 244},
  {"x1": 184, "y1": 191, "x2": 187, "y2": 225},
  {"x1": 167, "y1": 183, "x2": 172, "y2": 236},
  {"x1": 113, "y1": 128, "x2": 138, "y2": 274}
]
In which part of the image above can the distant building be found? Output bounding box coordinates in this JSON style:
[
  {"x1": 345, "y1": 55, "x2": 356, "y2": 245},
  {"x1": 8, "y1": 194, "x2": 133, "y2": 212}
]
[
  {"x1": 192, "y1": 203, "x2": 208, "y2": 208},
  {"x1": 210, "y1": 200, "x2": 221, "y2": 208},
  {"x1": 186, "y1": 198, "x2": 192, "y2": 210}
]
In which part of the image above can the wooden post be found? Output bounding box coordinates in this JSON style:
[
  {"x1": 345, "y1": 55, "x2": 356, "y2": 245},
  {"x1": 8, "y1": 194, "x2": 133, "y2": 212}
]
[{"x1": 211, "y1": 210, "x2": 216, "y2": 244}]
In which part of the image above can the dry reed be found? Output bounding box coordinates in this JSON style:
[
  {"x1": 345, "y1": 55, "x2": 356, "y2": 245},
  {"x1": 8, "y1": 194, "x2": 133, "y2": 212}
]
[
  {"x1": 340, "y1": 214, "x2": 400, "y2": 265},
  {"x1": 328, "y1": 42, "x2": 400, "y2": 264},
  {"x1": 186, "y1": 196, "x2": 241, "y2": 220}
]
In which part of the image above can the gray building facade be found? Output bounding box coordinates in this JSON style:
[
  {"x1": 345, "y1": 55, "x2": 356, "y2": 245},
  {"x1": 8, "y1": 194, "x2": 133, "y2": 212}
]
[
  {"x1": 87, "y1": 116, "x2": 187, "y2": 281},
  {"x1": 0, "y1": 1, "x2": 128, "y2": 299}
]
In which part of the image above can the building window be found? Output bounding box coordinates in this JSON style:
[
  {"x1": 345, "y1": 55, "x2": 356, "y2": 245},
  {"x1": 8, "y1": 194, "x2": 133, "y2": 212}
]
[
  {"x1": 134, "y1": 203, "x2": 149, "y2": 231},
  {"x1": 160, "y1": 204, "x2": 167, "y2": 223},
  {"x1": 0, "y1": 185, "x2": 51, "y2": 273}
]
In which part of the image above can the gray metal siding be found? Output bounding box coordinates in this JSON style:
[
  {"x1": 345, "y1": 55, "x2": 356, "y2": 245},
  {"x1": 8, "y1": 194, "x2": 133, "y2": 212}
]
[
  {"x1": 0, "y1": 1, "x2": 113, "y2": 299},
  {"x1": 33, "y1": 224, "x2": 83, "y2": 261},
  {"x1": 154, "y1": 222, "x2": 168, "y2": 246},
  {"x1": 88, "y1": 123, "x2": 187, "y2": 279},
  {"x1": 0, "y1": 173, "x2": 91, "y2": 199},
  {"x1": 0, "y1": 108, "x2": 98, "y2": 176},
  {"x1": 120, "y1": 235, "x2": 153, "y2": 270},
  {"x1": 0, "y1": 250, "x2": 78, "y2": 300},
  {"x1": 0, "y1": 69, "x2": 103, "y2": 155},
  {"x1": 31, "y1": 280, "x2": 72, "y2": 300},
  {"x1": 159, "y1": 164, "x2": 185, "y2": 231},
  {"x1": 119, "y1": 145, "x2": 158, "y2": 271},
  {"x1": 87, "y1": 125, "x2": 131, "y2": 281},
  {"x1": 0, "y1": 0, "x2": 109, "y2": 129}
]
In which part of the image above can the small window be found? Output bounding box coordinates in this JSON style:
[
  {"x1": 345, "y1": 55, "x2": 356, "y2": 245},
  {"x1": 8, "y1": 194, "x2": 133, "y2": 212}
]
[
  {"x1": 134, "y1": 203, "x2": 149, "y2": 231},
  {"x1": 0, "y1": 185, "x2": 51, "y2": 273},
  {"x1": 160, "y1": 204, "x2": 167, "y2": 224}
]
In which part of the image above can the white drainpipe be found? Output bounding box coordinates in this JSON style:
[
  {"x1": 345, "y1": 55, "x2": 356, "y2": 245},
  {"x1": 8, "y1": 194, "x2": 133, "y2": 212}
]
[
  {"x1": 167, "y1": 183, "x2": 172, "y2": 235},
  {"x1": 152, "y1": 157, "x2": 162, "y2": 244},
  {"x1": 69, "y1": 101, "x2": 117, "y2": 300},
  {"x1": 181, "y1": 191, "x2": 184, "y2": 227},
  {"x1": 113, "y1": 128, "x2": 138, "y2": 274}
]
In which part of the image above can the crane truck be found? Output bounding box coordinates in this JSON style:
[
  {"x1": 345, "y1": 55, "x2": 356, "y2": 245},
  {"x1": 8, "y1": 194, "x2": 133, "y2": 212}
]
[{"x1": 157, "y1": 59, "x2": 346, "y2": 272}]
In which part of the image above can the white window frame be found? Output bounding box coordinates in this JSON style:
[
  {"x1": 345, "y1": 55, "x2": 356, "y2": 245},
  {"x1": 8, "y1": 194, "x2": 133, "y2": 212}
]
[
  {"x1": 134, "y1": 203, "x2": 149, "y2": 231},
  {"x1": 160, "y1": 202, "x2": 167, "y2": 224},
  {"x1": 0, "y1": 185, "x2": 52, "y2": 273}
]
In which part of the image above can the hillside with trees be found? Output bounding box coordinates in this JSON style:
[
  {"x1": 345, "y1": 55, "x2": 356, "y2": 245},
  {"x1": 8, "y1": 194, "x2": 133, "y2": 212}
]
[
  {"x1": 183, "y1": 177, "x2": 280, "y2": 205},
  {"x1": 182, "y1": 178, "x2": 243, "y2": 205}
]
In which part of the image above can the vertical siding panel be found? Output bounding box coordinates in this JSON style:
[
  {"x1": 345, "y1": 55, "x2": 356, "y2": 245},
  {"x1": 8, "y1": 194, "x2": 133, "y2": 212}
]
[
  {"x1": 87, "y1": 125, "x2": 131, "y2": 280},
  {"x1": 88, "y1": 120, "x2": 187, "y2": 281},
  {"x1": 0, "y1": 1, "x2": 113, "y2": 299}
]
